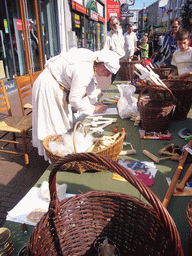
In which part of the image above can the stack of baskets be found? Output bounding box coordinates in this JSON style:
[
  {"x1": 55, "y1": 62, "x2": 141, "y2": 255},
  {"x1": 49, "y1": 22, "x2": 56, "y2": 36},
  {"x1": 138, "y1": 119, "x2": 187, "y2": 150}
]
[
  {"x1": 137, "y1": 84, "x2": 175, "y2": 131},
  {"x1": 43, "y1": 121, "x2": 125, "y2": 174},
  {"x1": 26, "y1": 153, "x2": 184, "y2": 255},
  {"x1": 162, "y1": 79, "x2": 192, "y2": 120}
]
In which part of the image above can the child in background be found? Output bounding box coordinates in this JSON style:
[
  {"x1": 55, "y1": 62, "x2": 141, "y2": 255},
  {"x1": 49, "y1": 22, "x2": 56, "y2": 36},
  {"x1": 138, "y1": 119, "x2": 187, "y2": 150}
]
[
  {"x1": 139, "y1": 36, "x2": 149, "y2": 59},
  {"x1": 168, "y1": 29, "x2": 192, "y2": 80}
]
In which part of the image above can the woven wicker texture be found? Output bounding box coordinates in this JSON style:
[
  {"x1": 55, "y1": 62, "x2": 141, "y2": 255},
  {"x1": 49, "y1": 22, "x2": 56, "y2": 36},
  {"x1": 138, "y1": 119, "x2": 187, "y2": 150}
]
[
  {"x1": 43, "y1": 121, "x2": 125, "y2": 174},
  {"x1": 26, "y1": 153, "x2": 183, "y2": 256},
  {"x1": 138, "y1": 84, "x2": 174, "y2": 132},
  {"x1": 162, "y1": 79, "x2": 192, "y2": 120},
  {"x1": 119, "y1": 59, "x2": 143, "y2": 81},
  {"x1": 153, "y1": 68, "x2": 172, "y2": 79},
  {"x1": 186, "y1": 199, "x2": 192, "y2": 244}
]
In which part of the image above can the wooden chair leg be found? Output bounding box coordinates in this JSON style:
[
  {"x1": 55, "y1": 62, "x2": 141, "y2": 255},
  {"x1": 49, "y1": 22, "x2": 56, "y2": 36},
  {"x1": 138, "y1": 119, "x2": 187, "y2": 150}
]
[
  {"x1": 21, "y1": 131, "x2": 29, "y2": 165},
  {"x1": 12, "y1": 133, "x2": 17, "y2": 148}
]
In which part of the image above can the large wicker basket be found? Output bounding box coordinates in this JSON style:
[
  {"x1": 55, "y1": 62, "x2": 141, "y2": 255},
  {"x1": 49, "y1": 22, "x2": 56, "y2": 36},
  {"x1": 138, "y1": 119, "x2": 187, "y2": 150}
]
[
  {"x1": 138, "y1": 84, "x2": 175, "y2": 132},
  {"x1": 26, "y1": 153, "x2": 183, "y2": 255},
  {"x1": 43, "y1": 121, "x2": 125, "y2": 174},
  {"x1": 118, "y1": 59, "x2": 143, "y2": 81},
  {"x1": 162, "y1": 79, "x2": 192, "y2": 120}
]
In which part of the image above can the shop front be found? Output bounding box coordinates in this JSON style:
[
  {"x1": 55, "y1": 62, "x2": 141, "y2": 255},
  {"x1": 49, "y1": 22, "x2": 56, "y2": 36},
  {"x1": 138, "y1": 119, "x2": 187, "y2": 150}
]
[
  {"x1": 86, "y1": 0, "x2": 104, "y2": 51},
  {"x1": 71, "y1": 0, "x2": 105, "y2": 51},
  {"x1": 0, "y1": 0, "x2": 60, "y2": 83}
]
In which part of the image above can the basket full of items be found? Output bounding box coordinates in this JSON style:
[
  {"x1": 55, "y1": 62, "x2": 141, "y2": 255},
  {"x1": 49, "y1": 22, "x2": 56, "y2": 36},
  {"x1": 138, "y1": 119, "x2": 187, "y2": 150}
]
[
  {"x1": 26, "y1": 153, "x2": 184, "y2": 255},
  {"x1": 43, "y1": 121, "x2": 125, "y2": 174},
  {"x1": 135, "y1": 64, "x2": 175, "y2": 132},
  {"x1": 137, "y1": 84, "x2": 175, "y2": 132}
]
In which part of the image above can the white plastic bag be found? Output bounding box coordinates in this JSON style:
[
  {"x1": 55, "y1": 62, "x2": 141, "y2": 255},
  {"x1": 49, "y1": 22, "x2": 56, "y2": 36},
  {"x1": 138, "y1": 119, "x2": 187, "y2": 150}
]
[{"x1": 117, "y1": 83, "x2": 138, "y2": 119}]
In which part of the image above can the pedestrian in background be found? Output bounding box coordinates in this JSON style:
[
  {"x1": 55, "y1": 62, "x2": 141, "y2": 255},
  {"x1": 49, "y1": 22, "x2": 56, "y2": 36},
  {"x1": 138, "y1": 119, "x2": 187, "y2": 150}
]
[
  {"x1": 124, "y1": 24, "x2": 137, "y2": 60},
  {"x1": 103, "y1": 16, "x2": 125, "y2": 82},
  {"x1": 139, "y1": 36, "x2": 149, "y2": 59},
  {"x1": 162, "y1": 17, "x2": 181, "y2": 67},
  {"x1": 168, "y1": 29, "x2": 192, "y2": 80}
]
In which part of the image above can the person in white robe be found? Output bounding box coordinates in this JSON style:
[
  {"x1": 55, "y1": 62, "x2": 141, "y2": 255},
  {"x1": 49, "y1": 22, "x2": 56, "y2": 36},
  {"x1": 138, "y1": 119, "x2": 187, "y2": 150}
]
[{"x1": 32, "y1": 48, "x2": 120, "y2": 160}]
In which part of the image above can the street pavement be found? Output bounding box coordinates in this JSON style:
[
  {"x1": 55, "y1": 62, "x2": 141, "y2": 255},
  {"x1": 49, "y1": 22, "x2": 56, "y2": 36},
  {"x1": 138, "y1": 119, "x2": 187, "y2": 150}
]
[
  {"x1": 0, "y1": 75, "x2": 113, "y2": 227},
  {"x1": 0, "y1": 84, "x2": 49, "y2": 226}
]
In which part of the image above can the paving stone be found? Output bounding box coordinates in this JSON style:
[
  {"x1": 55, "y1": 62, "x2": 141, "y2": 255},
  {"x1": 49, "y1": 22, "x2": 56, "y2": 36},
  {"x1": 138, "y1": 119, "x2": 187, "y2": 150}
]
[{"x1": 0, "y1": 88, "x2": 49, "y2": 227}]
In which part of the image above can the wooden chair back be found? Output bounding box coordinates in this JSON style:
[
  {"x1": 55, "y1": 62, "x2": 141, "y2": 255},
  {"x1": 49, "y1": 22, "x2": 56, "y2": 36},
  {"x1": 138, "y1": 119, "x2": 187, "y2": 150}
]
[
  {"x1": 0, "y1": 79, "x2": 33, "y2": 165},
  {"x1": 14, "y1": 70, "x2": 42, "y2": 116},
  {"x1": 0, "y1": 80, "x2": 12, "y2": 116},
  {"x1": 31, "y1": 70, "x2": 42, "y2": 84},
  {"x1": 14, "y1": 73, "x2": 33, "y2": 116}
]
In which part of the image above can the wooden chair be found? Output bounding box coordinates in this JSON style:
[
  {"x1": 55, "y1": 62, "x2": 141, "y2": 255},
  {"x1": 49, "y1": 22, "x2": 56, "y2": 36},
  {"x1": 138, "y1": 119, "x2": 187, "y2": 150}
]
[
  {"x1": 30, "y1": 70, "x2": 42, "y2": 84},
  {"x1": 14, "y1": 73, "x2": 33, "y2": 116},
  {"x1": 14, "y1": 70, "x2": 42, "y2": 116},
  {"x1": 0, "y1": 80, "x2": 33, "y2": 165}
]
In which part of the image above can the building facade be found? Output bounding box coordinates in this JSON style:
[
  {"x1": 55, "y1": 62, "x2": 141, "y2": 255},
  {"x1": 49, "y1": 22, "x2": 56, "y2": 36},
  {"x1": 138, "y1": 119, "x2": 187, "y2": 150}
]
[
  {"x1": 138, "y1": 0, "x2": 188, "y2": 35},
  {"x1": 0, "y1": 0, "x2": 106, "y2": 82}
]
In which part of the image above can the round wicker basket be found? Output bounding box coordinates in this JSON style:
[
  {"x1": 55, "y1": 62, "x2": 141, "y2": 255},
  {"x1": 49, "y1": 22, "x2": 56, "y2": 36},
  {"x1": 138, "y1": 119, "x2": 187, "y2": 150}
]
[
  {"x1": 138, "y1": 84, "x2": 175, "y2": 131},
  {"x1": 43, "y1": 121, "x2": 125, "y2": 173},
  {"x1": 26, "y1": 153, "x2": 184, "y2": 255},
  {"x1": 162, "y1": 79, "x2": 192, "y2": 120}
]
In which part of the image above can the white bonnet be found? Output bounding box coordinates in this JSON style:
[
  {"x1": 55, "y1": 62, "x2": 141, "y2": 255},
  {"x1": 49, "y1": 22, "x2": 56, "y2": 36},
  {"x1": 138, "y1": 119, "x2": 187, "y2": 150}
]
[{"x1": 95, "y1": 49, "x2": 120, "y2": 74}]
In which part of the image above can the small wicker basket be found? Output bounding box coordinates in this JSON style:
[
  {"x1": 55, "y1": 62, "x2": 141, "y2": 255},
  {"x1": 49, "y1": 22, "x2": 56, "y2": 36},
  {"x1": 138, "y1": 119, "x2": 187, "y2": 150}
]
[
  {"x1": 43, "y1": 121, "x2": 125, "y2": 173},
  {"x1": 138, "y1": 84, "x2": 175, "y2": 132},
  {"x1": 26, "y1": 153, "x2": 184, "y2": 255}
]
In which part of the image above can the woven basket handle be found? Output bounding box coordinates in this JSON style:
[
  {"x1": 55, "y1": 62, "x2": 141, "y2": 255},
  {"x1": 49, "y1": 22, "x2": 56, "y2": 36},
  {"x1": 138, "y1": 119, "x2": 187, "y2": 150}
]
[
  {"x1": 73, "y1": 121, "x2": 87, "y2": 153},
  {"x1": 138, "y1": 84, "x2": 174, "y2": 105},
  {"x1": 48, "y1": 152, "x2": 183, "y2": 255}
]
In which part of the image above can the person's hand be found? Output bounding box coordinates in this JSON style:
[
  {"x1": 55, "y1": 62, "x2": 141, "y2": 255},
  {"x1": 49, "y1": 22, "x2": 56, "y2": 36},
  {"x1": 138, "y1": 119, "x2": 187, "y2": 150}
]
[
  {"x1": 94, "y1": 102, "x2": 108, "y2": 114},
  {"x1": 168, "y1": 74, "x2": 173, "y2": 79}
]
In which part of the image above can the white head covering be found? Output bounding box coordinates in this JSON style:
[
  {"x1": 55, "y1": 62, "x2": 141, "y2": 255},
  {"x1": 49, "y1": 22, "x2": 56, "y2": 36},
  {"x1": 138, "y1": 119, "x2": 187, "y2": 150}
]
[
  {"x1": 46, "y1": 48, "x2": 120, "y2": 74},
  {"x1": 95, "y1": 49, "x2": 120, "y2": 74}
]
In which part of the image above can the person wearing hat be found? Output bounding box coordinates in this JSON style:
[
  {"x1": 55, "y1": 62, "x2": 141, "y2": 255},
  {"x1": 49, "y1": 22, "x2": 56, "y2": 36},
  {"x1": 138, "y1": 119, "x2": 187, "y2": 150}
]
[
  {"x1": 124, "y1": 24, "x2": 138, "y2": 59},
  {"x1": 32, "y1": 47, "x2": 120, "y2": 160}
]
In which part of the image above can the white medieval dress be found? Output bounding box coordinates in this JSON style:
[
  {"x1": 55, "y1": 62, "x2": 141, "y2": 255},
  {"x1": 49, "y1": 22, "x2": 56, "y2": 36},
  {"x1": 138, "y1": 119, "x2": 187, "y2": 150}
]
[{"x1": 32, "y1": 48, "x2": 120, "y2": 160}]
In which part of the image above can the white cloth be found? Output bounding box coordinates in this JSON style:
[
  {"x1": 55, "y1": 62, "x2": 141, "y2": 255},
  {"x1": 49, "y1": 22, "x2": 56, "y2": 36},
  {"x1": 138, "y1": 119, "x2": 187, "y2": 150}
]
[
  {"x1": 103, "y1": 28, "x2": 125, "y2": 58},
  {"x1": 159, "y1": 35, "x2": 165, "y2": 46},
  {"x1": 32, "y1": 48, "x2": 119, "y2": 160},
  {"x1": 171, "y1": 47, "x2": 192, "y2": 75},
  {"x1": 124, "y1": 31, "x2": 137, "y2": 58},
  {"x1": 96, "y1": 49, "x2": 120, "y2": 74}
]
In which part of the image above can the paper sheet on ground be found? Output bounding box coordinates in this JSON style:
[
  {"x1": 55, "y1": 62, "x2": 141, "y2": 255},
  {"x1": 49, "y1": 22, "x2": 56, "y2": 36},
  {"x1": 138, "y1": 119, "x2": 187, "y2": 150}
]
[
  {"x1": 93, "y1": 107, "x2": 118, "y2": 116},
  {"x1": 114, "y1": 160, "x2": 158, "y2": 186},
  {"x1": 6, "y1": 187, "x2": 75, "y2": 226}
]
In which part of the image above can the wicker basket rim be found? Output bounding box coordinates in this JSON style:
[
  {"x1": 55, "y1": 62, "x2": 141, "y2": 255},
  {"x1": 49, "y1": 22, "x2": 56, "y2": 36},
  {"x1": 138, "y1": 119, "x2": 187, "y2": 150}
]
[
  {"x1": 43, "y1": 130, "x2": 125, "y2": 159},
  {"x1": 138, "y1": 84, "x2": 174, "y2": 105}
]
